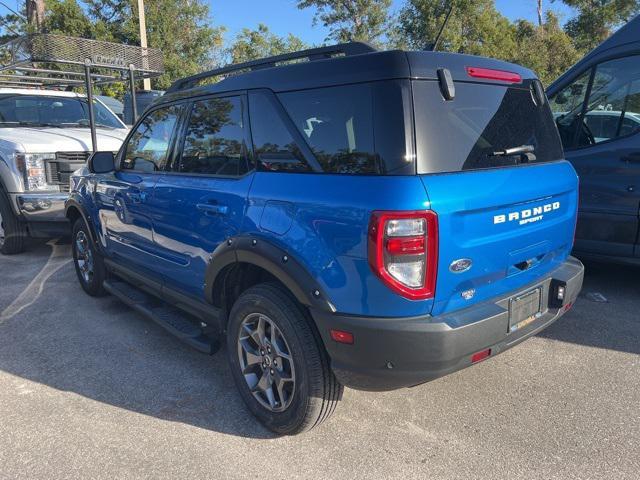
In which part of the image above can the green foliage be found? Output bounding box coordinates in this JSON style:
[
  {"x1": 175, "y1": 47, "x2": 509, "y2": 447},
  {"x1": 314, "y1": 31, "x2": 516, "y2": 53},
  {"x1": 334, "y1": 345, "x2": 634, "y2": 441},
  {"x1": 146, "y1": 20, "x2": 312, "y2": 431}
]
[
  {"x1": 228, "y1": 24, "x2": 308, "y2": 64},
  {"x1": 397, "y1": 0, "x2": 517, "y2": 61},
  {"x1": 43, "y1": 0, "x2": 93, "y2": 37},
  {"x1": 512, "y1": 11, "x2": 581, "y2": 86},
  {"x1": 556, "y1": 0, "x2": 640, "y2": 52},
  {"x1": 1, "y1": 0, "x2": 224, "y2": 92},
  {"x1": 297, "y1": 0, "x2": 392, "y2": 44},
  {"x1": 132, "y1": 0, "x2": 225, "y2": 89},
  {"x1": 396, "y1": 0, "x2": 585, "y2": 84}
]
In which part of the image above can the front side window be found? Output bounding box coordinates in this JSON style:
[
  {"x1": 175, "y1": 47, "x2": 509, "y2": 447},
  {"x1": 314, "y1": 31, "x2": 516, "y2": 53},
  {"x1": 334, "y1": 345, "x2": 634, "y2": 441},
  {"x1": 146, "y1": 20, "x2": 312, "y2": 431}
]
[
  {"x1": 549, "y1": 55, "x2": 640, "y2": 150},
  {"x1": 122, "y1": 105, "x2": 181, "y2": 172},
  {"x1": 549, "y1": 71, "x2": 591, "y2": 149},
  {"x1": 0, "y1": 95, "x2": 123, "y2": 129},
  {"x1": 577, "y1": 56, "x2": 640, "y2": 147},
  {"x1": 179, "y1": 96, "x2": 249, "y2": 176}
]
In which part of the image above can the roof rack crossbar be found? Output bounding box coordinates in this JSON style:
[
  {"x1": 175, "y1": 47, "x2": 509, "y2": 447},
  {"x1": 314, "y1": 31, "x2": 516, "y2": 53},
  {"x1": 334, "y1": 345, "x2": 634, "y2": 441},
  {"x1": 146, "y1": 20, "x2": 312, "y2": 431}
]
[
  {"x1": 12, "y1": 66, "x2": 119, "y2": 80},
  {"x1": 0, "y1": 74, "x2": 85, "y2": 85},
  {"x1": 167, "y1": 41, "x2": 377, "y2": 93}
]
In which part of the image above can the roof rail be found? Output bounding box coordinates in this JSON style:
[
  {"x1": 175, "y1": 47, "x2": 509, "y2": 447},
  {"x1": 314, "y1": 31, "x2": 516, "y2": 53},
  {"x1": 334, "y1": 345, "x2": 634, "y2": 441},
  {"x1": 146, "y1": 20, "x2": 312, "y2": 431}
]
[{"x1": 166, "y1": 41, "x2": 377, "y2": 93}]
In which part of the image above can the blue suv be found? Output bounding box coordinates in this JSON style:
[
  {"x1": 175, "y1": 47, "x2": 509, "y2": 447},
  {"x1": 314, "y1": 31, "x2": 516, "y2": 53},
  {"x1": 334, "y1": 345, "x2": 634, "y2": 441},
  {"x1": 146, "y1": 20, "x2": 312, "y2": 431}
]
[{"x1": 66, "y1": 43, "x2": 585, "y2": 435}]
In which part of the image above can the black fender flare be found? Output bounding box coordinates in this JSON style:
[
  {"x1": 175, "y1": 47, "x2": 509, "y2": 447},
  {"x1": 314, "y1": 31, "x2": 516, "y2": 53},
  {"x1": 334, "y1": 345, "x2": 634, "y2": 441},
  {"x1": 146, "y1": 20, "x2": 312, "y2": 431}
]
[
  {"x1": 65, "y1": 196, "x2": 101, "y2": 248},
  {"x1": 204, "y1": 236, "x2": 335, "y2": 314}
]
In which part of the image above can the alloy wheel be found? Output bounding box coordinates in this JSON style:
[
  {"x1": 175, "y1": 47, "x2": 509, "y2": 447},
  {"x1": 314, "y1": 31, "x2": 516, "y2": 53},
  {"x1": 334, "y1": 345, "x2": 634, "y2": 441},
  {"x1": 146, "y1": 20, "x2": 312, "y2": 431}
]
[
  {"x1": 75, "y1": 230, "x2": 94, "y2": 284},
  {"x1": 237, "y1": 313, "x2": 296, "y2": 412}
]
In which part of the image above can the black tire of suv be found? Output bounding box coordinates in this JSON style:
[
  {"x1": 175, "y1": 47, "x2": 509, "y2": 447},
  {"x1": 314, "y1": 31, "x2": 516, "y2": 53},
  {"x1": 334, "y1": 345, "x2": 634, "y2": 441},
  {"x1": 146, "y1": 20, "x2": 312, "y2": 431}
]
[
  {"x1": 227, "y1": 283, "x2": 343, "y2": 435},
  {"x1": 72, "y1": 218, "x2": 107, "y2": 297},
  {"x1": 0, "y1": 187, "x2": 27, "y2": 255}
]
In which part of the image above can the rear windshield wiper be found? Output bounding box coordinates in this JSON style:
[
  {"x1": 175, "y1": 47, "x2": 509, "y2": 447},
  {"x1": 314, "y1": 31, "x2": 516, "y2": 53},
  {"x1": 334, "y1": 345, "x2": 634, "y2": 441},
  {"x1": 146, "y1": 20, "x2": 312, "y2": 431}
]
[
  {"x1": 490, "y1": 144, "x2": 537, "y2": 163},
  {"x1": 491, "y1": 144, "x2": 535, "y2": 156}
]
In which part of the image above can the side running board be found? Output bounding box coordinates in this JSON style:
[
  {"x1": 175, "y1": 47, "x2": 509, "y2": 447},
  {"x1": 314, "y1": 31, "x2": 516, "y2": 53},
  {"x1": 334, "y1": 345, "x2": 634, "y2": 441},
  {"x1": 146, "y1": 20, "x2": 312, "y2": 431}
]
[{"x1": 103, "y1": 280, "x2": 220, "y2": 355}]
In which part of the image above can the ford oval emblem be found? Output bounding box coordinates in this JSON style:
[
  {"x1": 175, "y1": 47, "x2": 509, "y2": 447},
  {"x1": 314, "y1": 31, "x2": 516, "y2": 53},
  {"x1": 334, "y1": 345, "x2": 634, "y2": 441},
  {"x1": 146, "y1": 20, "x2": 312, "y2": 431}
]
[{"x1": 450, "y1": 258, "x2": 472, "y2": 273}]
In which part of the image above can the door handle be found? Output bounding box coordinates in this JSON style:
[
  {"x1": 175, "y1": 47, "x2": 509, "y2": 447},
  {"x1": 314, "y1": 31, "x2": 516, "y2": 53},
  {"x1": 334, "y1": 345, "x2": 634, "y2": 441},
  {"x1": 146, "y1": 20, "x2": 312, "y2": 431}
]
[
  {"x1": 196, "y1": 203, "x2": 228, "y2": 216},
  {"x1": 129, "y1": 191, "x2": 147, "y2": 203},
  {"x1": 621, "y1": 153, "x2": 640, "y2": 163}
]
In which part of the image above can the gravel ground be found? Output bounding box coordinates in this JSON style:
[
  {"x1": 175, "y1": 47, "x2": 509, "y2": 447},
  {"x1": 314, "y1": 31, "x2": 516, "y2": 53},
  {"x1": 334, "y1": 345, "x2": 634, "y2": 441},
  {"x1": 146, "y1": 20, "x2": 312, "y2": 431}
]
[{"x1": 0, "y1": 240, "x2": 638, "y2": 480}]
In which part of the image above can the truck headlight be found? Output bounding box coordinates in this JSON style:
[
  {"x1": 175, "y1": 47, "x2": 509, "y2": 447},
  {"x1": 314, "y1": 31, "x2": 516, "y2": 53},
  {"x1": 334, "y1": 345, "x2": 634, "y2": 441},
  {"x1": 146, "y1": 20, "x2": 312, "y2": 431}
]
[{"x1": 15, "y1": 153, "x2": 58, "y2": 191}]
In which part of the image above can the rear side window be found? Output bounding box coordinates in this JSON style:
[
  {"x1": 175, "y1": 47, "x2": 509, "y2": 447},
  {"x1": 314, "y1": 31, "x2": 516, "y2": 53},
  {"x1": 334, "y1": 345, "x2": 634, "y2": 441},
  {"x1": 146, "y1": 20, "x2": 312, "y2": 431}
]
[
  {"x1": 179, "y1": 96, "x2": 249, "y2": 176},
  {"x1": 278, "y1": 81, "x2": 414, "y2": 175},
  {"x1": 249, "y1": 92, "x2": 311, "y2": 173},
  {"x1": 413, "y1": 80, "x2": 563, "y2": 173}
]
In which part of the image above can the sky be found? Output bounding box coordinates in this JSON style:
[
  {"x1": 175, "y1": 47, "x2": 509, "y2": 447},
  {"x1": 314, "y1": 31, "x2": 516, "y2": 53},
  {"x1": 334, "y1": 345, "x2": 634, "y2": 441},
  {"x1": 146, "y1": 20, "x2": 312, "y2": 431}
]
[{"x1": 0, "y1": 0, "x2": 577, "y2": 45}]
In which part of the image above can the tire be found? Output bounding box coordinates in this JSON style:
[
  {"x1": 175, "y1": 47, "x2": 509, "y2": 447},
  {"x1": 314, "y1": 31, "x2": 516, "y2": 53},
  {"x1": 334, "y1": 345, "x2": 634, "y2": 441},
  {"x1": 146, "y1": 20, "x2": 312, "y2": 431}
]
[
  {"x1": 227, "y1": 283, "x2": 343, "y2": 435},
  {"x1": 71, "y1": 218, "x2": 107, "y2": 296},
  {"x1": 0, "y1": 188, "x2": 27, "y2": 255}
]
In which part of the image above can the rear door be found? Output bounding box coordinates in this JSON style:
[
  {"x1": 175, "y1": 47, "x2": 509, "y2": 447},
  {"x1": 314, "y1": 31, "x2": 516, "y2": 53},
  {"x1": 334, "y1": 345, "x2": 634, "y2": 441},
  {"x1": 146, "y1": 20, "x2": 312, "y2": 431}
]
[
  {"x1": 549, "y1": 55, "x2": 640, "y2": 258},
  {"x1": 412, "y1": 78, "x2": 578, "y2": 316},
  {"x1": 150, "y1": 94, "x2": 254, "y2": 299}
]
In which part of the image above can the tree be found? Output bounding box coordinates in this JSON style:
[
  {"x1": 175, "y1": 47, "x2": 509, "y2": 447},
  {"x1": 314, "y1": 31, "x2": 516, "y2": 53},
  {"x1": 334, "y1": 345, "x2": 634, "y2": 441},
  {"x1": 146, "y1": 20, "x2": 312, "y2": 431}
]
[
  {"x1": 512, "y1": 11, "x2": 581, "y2": 85},
  {"x1": 44, "y1": 0, "x2": 93, "y2": 38},
  {"x1": 127, "y1": 0, "x2": 225, "y2": 89},
  {"x1": 228, "y1": 24, "x2": 308, "y2": 64},
  {"x1": 555, "y1": 0, "x2": 640, "y2": 52},
  {"x1": 297, "y1": 0, "x2": 392, "y2": 44},
  {"x1": 397, "y1": 0, "x2": 517, "y2": 61}
]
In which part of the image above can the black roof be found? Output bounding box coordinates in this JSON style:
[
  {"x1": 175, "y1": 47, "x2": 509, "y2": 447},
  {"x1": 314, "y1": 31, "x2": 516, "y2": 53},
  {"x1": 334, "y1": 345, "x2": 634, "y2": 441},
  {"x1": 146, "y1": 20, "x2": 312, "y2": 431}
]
[{"x1": 157, "y1": 42, "x2": 538, "y2": 106}]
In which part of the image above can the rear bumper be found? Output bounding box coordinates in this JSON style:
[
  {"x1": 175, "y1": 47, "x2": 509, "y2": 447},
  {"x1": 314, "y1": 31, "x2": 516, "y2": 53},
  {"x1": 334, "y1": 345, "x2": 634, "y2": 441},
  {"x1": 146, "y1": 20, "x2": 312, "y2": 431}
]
[{"x1": 311, "y1": 256, "x2": 584, "y2": 391}]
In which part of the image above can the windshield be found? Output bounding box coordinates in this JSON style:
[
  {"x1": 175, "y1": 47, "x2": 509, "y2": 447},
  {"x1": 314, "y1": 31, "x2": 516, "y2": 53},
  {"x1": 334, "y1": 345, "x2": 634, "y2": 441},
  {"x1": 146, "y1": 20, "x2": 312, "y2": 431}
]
[
  {"x1": 413, "y1": 80, "x2": 564, "y2": 173},
  {"x1": 0, "y1": 95, "x2": 124, "y2": 129}
]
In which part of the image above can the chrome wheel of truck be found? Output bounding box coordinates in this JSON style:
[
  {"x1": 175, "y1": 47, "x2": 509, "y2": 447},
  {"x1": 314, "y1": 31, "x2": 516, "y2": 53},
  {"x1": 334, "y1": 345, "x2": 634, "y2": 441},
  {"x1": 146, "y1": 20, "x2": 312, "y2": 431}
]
[{"x1": 237, "y1": 312, "x2": 296, "y2": 413}]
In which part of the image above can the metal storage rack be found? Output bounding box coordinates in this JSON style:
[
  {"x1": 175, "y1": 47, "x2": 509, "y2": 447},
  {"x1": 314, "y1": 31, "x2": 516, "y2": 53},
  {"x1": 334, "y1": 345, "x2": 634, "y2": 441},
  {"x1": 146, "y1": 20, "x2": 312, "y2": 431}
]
[{"x1": 0, "y1": 34, "x2": 164, "y2": 151}]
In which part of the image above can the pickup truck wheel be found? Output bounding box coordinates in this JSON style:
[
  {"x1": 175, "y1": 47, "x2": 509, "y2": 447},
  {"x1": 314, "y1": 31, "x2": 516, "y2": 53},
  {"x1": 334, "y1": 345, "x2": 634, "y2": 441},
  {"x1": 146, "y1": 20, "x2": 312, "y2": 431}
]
[
  {"x1": 0, "y1": 190, "x2": 26, "y2": 255},
  {"x1": 227, "y1": 283, "x2": 343, "y2": 435},
  {"x1": 72, "y1": 218, "x2": 106, "y2": 296}
]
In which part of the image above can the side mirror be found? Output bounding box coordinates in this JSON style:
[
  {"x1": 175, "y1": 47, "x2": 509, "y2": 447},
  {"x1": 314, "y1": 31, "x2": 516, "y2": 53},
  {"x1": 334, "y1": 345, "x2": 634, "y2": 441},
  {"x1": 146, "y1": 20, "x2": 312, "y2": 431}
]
[{"x1": 88, "y1": 151, "x2": 115, "y2": 174}]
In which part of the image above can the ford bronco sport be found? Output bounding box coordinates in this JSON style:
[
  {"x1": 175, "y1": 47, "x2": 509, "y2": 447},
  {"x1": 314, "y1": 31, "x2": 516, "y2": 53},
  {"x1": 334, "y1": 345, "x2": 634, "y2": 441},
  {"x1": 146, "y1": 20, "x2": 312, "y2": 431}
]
[{"x1": 66, "y1": 43, "x2": 585, "y2": 435}]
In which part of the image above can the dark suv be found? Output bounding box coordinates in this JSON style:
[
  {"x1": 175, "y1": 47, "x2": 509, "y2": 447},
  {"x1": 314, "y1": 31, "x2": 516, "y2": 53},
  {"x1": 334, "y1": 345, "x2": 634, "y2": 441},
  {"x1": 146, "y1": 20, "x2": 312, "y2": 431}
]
[
  {"x1": 547, "y1": 15, "x2": 640, "y2": 263},
  {"x1": 66, "y1": 43, "x2": 584, "y2": 435}
]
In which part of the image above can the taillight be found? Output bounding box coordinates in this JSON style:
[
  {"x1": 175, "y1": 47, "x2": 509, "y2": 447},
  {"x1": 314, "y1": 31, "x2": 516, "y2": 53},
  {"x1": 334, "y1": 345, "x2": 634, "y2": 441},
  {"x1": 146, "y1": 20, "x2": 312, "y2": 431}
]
[
  {"x1": 368, "y1": 210, "x2": 438, "y2": 300},
  {"x1": 466, "y1": 66, "x2": 522, "y2": 84}
]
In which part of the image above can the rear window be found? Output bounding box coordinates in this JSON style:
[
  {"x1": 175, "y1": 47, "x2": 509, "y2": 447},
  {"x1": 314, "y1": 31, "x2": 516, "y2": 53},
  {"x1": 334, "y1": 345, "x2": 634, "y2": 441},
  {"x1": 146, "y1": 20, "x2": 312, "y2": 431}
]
[
  {"x1": 413, "y1": 80, "x2": 563, "y2": 174},
  {"x1": 278, "y1": 81, "x2": 414, "y2": 175}
]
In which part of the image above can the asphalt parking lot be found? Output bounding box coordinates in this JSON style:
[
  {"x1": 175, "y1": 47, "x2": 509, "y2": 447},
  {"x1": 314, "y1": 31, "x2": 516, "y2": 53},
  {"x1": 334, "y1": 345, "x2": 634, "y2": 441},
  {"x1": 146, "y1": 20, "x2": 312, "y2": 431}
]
[{"x1": 0, "y1": 240, "x2": 639, "y2": 480}]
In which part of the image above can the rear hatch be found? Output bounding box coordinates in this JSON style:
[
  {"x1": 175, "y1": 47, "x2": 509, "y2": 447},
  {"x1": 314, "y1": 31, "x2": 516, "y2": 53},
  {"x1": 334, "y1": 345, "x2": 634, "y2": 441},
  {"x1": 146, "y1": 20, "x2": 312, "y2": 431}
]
[{"x1": 409, "y1": 53, "x2": 578, "y2": 316}]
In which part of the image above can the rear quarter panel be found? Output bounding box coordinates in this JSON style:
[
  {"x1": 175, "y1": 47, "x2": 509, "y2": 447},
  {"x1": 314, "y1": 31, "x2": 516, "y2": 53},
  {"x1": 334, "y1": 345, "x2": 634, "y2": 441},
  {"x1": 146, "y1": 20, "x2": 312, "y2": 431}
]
[{"x1": 246, "y1": 172, "x2": 434, "y2": 317}]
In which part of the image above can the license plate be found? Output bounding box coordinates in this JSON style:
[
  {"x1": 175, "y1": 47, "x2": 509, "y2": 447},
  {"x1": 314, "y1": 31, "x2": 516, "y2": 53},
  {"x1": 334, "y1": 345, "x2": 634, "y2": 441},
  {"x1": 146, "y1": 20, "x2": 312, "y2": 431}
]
[{"x1": 509, "y1": 288, "x2": 542, "y2": 332}]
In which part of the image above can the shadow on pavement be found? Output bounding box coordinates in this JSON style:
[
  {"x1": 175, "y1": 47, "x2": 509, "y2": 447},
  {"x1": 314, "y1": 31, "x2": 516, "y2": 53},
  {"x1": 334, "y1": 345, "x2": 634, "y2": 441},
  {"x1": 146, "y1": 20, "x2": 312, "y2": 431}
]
[
  {"x1": 0, "y1": 243, "x2": 276, "y2": 440},
  {"x1": 537, "y1": 259, "x2": 640, "y2": 355}
]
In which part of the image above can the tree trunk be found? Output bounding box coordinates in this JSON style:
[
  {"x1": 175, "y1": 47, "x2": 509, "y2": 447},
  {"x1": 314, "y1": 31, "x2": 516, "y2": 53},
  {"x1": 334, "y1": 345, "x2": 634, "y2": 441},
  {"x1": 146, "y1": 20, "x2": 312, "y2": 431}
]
[
  {"x1": 537, "y1": 0, "x2": 543, "y2": 27},
  {"x1": 26, "y1": 0, "x2": 45, "y2": 31}
]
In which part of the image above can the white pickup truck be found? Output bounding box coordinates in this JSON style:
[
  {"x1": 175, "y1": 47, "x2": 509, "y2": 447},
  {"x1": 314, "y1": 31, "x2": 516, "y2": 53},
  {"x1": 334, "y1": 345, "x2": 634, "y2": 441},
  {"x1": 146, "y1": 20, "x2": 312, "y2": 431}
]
[{"x1": 0, "y1": 88, "x2": 129, "y2": 254}]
